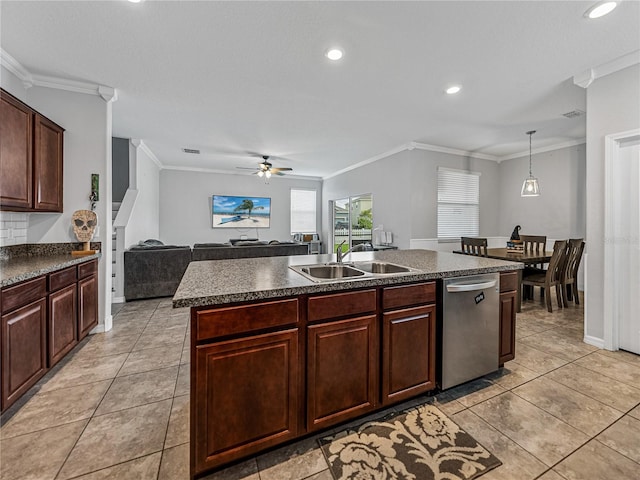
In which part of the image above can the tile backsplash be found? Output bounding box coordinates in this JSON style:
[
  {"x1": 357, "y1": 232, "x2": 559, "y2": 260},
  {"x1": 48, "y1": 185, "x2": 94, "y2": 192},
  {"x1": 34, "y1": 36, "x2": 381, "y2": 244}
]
[{"x1": 0, "y1": 212, "x2": 28, "y2": 247}]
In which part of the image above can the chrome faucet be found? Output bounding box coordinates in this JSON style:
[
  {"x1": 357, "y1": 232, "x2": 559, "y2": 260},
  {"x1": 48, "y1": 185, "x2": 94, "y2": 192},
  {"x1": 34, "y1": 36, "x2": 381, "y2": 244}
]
[{"x1": 336, "y1": 241, "x2": 368, "y2": 264}]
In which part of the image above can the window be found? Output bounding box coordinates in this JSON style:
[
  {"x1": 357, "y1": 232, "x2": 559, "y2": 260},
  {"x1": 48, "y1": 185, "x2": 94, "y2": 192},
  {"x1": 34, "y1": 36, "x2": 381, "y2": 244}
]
[
  {"x1": 437, "y1": 167, "x2": 480, "y2": 240},
  {"x1": 331, "y1": 194, "x2": 373, "y2": 252},
  {"x1": 290, "y1": 189, "x2": 317, "y2": 234}
]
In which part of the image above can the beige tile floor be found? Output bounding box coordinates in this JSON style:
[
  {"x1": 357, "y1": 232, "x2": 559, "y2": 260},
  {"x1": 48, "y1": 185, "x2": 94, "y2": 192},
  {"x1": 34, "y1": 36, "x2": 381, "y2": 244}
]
[{"x1": 1, "y1": 293, "x2": 640, "y2": 480}]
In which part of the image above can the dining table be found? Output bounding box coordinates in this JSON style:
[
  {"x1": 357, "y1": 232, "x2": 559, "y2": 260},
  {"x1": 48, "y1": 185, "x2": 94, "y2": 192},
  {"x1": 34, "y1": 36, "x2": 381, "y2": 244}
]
[{"x1": 453, "y1": 247, "x2": 554, "y2": 312}]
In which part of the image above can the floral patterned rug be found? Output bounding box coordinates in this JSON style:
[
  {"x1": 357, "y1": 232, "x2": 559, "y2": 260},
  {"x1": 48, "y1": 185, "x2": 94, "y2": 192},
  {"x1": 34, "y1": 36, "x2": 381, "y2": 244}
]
[{"x1": 319, "y1": 404, "x2": 501, "y2": 480}]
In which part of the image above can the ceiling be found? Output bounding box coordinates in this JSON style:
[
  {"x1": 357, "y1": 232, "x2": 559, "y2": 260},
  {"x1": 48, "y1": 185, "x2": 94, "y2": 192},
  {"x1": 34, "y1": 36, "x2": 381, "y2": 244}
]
[{"x1": 1, "y1": 1, "x2": 639, "y2": 178}]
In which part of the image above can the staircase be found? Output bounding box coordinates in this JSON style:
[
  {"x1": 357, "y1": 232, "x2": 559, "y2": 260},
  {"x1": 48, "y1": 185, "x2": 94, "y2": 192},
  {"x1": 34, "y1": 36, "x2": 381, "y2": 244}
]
[{"x1": 111, "y1": 201, "x2": 121, "y2": 301}]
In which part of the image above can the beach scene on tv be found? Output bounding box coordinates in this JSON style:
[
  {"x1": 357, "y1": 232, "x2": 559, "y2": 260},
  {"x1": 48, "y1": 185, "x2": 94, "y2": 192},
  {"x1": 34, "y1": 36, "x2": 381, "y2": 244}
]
[{"x1": 212, "y1": 195, "x2": 271, "y2": 228}]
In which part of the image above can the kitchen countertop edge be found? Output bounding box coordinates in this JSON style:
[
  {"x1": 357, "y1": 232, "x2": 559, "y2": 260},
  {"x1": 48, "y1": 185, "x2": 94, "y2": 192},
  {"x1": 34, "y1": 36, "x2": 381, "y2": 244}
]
[{"x1": 1, "y1": 252, "x2": 102, "y2": 288}]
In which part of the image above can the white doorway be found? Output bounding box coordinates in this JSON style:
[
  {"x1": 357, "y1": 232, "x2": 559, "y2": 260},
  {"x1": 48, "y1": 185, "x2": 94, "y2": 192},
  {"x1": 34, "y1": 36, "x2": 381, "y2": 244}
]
[{"x1": 604, "y1": 129, "x2": 640, "y2": 354}]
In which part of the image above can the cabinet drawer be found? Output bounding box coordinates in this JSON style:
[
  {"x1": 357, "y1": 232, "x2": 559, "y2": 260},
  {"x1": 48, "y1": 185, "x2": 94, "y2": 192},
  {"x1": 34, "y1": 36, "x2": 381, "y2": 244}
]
[
  {"x1": 307, "y1": 289, "x2": 376, "y2": 322},
  {"x1": 1, "y1": 277, "x2": 46, "y2": 314},
  {"x1": 500, "y1": 271, "x2": 518, "y2": 293},
  {"x1": 77, "y1": 259, "x2": 97, "y2": 279},
  {"x1": 49, "y1": 266, "x2": 77, "y2": 292},
  {"x1": 196, "y1": 298, "x2": 299, "y2": 341},
  {"x1": 382, "y1": 282, "x2": 435, "y2": 310}
]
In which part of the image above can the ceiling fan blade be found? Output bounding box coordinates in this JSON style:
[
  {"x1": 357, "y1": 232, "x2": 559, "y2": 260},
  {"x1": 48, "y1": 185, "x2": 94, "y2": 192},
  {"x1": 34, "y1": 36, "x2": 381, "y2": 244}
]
[
  {"x1": 236, "y1": 166, "x2": 259, "y2": 170},
  {"x1": 270, "y1": 167, "x2": 293, "y2": 173}
]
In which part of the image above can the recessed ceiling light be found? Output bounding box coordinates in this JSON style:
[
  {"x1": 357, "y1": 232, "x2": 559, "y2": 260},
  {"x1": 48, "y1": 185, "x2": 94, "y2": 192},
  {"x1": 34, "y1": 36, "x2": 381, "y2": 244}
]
[
  {"x1": 445, "y1": 85, "x2": 462, "y2": 95},
  {"x1": 584, "y1": 1, "x2": 618, "y2": 19},
  {"x1": 128, "y1": 0, "x2": 143, "y2": 3},
  {"x1": 326, "y1": 48, "x2": 344, "y2": 61}
]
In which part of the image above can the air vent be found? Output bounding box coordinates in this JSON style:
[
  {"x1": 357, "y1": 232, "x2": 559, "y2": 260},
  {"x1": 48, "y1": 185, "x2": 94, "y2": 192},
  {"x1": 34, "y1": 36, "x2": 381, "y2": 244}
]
[
  {"x1": 562, "y1": 110, "x2": 585, "y2": 119},
  {"x1": 182, "y1": 148, "x2": 200, "y2": 154}
]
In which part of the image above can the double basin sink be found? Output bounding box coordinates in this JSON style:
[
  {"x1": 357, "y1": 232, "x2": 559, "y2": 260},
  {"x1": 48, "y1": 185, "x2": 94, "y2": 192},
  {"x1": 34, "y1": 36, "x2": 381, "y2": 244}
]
[{"x1": 290, "y1": 261, "x2": 418, "y2": 282}]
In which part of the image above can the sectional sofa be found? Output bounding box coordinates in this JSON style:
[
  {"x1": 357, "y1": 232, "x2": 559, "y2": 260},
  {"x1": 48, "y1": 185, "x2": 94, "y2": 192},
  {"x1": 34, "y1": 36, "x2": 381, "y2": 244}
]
[{"x1": 123, "y1": 240, "x2": 309, "y2": 301}]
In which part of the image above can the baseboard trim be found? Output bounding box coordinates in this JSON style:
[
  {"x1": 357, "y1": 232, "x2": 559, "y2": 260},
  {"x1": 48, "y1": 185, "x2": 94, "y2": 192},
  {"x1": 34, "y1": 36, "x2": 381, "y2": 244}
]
[
  {"x1": 111, "y1": 296, "x2": 125, "y2": 304},
  {"x1": 583, "y1": 335, "x2": 604, "y2": 349}
]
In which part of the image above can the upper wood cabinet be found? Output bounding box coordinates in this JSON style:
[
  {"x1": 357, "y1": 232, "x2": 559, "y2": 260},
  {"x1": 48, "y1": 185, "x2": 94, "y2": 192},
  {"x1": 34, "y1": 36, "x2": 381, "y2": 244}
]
[{"x1": 0, "y1": 89, "x2": 64, "y2": 212}]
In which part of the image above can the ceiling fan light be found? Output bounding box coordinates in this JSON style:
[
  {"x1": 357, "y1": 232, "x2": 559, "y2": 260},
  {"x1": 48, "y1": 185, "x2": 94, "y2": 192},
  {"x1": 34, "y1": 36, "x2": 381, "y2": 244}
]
[
  {"x1": 265, "y1": 170, "x2": 272, "y2": 178},
  {"x1": 257, "y1": 170, "x2": 264, "y2": 177},
  {"x1": 521, "y1": 177, "x2": 541, "y2": 196}
]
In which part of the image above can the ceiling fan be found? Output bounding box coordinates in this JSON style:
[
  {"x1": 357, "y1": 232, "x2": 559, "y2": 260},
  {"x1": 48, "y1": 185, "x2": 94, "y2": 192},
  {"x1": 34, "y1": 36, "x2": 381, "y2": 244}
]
[{"x1": 237, "y1": 155, "x2": 293, "y2": 178}]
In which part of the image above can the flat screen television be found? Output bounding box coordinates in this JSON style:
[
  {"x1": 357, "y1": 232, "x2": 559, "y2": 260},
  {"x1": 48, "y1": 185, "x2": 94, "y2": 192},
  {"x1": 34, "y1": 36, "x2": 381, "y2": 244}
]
[{"x1": 212, "y1": 195, "x2": 271, "y2": 228}]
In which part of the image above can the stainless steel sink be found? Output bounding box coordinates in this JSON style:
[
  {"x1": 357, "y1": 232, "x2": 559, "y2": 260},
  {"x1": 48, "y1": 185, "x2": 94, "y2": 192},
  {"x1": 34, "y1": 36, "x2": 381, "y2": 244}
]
[
  {"x1": 297, "y1": 264, "x2": 366, "y2": 279},
  {"x1": 353, "y1": 261, "x2": 412, "y2": 274},
  {"x1": 289, "y1": 261, "x2": 417, "y2": 282}
]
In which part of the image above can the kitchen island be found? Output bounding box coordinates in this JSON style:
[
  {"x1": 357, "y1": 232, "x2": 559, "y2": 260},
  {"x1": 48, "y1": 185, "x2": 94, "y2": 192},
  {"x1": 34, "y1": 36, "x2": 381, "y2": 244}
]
[{"x1": 173, "y1": 249, "x2": 522, "y2": 479}]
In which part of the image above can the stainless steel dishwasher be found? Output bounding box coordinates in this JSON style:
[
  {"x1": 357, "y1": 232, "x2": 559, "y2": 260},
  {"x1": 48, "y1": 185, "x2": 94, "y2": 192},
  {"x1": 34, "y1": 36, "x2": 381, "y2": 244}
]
[{"x1": 440, "y1": 273, "x2": 500, "y2": 389}]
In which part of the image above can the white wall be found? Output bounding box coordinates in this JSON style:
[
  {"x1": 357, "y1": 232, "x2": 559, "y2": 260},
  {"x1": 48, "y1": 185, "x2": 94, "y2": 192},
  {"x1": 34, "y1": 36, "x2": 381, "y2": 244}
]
[
  {"x1": 124, "y1": 143, "x2": 160, "y2": 249},
  {"x1": 159, "y1": 169, "x2": 322, "y2": 246},
  {"x1": 585, "y1": 64, "x2": 640, "y2": 342},
  {"x1": 322, "y1": 148, "x2": 501, "y2": 250},
  {"x1": 323, "y1": 150, "x2": 412, "y2": 249},
  {"x1": 1, "y1": 65, "x2": 113, "y2": 330},
  {"x1": 498, "y1": 144, "x2": 586, "y2": 239}
]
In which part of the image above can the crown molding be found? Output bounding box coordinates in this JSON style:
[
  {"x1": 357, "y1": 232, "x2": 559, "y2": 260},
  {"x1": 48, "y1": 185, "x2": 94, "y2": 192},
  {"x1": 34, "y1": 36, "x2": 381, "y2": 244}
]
[
  {"x1": 323, "y1": 143, "x2": 412, "y2": 180},
  {"x1": 161, "y1": 164, "x2": 322, "y2": 181},
  {"x1": 574, "y1": 49, "x2": 640, "y2": 88},
  {"x1": 137, "y1": 141, "x2": 164, "y2": 169},
  {"x1": 0, "y1": 48, "x2": 117, "y2": 102},
  {"x1": 498, "y1": 138, "x2": 586, "y2": 161},
  {"x1": 409, "y1": 142, "x2": 499, "y2": 161}
]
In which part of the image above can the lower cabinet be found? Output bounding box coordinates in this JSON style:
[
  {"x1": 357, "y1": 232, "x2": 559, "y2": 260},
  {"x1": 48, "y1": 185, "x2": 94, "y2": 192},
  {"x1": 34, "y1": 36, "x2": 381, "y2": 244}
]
[
  {"x1": 1, "y1": 298, "x2": 47, "y2": 410},
  {"x1": 1, "y1": 258, "x2": 99, "y2": 412},
  {"x1": 499, "y1": 271, "x2": 518, "y2": 365},
  {"x1": 48, "y1": 283, "x2": 78, "y2": 367},
  {"x1": 193, "y1": 329, "x2": 299, "y2": 473},
  {"x1": 382, "y1": 304, "x2": 436, "y2": 404},
  {"x1": 307, "y1": 314, "x2": 378, "y2": 431},
  {"x1": 78, "y1": 273, "x2": 98, "y2": 340}
]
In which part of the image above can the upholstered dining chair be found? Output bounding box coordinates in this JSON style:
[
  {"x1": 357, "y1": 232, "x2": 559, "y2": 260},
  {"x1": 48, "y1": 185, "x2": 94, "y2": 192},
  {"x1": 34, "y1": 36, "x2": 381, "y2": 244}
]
[
  {"x1": 522, "y1": 239, "x2": 568, "y2": 313},
  {"x1": 562, "y1": 238, "x2": 585, "y2": 306},
  {"x1": 461, "y1": 237, "x2": 488, "y2": 256}
]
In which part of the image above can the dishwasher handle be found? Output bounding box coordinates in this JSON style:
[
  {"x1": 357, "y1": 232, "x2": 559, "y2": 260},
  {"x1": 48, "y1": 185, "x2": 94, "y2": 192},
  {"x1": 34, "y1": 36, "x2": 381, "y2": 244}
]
[{"x1": 446, "y1": 279, "x2": 497, "y2": 293}]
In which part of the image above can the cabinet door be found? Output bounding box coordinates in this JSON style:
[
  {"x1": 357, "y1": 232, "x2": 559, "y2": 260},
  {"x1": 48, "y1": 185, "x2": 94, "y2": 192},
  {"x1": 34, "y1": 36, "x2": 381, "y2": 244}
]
[
  {"x1": 499, "y1": 291, "x2": 517, "y2": 365},
  {"x1": 33, "y1": 113, "x2": 63, "y2": 212},
  {"x1": 194, "y1": 329, "x2": 299, "y2": 474},
  {"x1": 382, "y1": 305, "x2": 436, "y2": 405},
  {"x1": 307, "y1": 315, "x2": 377, "y2": 432},
  {"x1": 1, "y1": 298, "x2": 47, "y2": 411},
  {"x1": 0, "y1": 92, "x2": 32, "y2": 210},
  {"x1": 78, "y1": 274, "x2": 98, "y2": 340},
  {"x1": 49, "y1": 284, "x2": 78, "y2": 367}
]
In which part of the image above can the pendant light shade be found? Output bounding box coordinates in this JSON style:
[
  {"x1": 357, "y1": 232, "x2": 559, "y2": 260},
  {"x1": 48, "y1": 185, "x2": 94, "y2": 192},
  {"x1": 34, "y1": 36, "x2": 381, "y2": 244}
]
[{"x1": 521, "y1": 130, "x2": 540, "y2": 197}]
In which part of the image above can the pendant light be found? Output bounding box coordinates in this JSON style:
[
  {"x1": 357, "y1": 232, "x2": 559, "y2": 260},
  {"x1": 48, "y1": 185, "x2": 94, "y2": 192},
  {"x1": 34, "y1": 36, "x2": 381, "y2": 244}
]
[{"x1": 521, "y1": 130, "x2": 540, "y2": 197}]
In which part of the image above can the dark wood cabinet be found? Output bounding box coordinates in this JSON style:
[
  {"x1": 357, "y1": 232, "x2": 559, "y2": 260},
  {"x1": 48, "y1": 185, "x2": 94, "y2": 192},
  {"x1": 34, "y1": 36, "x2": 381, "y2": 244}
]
[
  {"x1": 499, "y1": 271, "x2": 518, "y2": 365},
  {"x1": 381, "y1": 282, "x2": 437, "y2": 405},
  {"x1": 382, "y1": 304, "x2": 436, "y2": 404},
  {"x1": 0, "y1": 91, "x2": 32, "y2": 209},
  {"x1": 307, "y1": 314, "x2": 378, "y2": 431},
  {"x1": 0, "y1": 88, "x2": 64, "y2": 212},
  {"x1": 1, "y1": 298, "x2": 47, "y2": 411},
  {"x1": 78, "y1": 263, "x2": 98, "y2": 340},
  {"x1": 193, "y1": 329, "x2": 299, "y2": 473},
  {"x1": 33, "y1": 114, "x2": 64, "y2": 211},
  {"x1": 1, "y1": 258, "x2": 98, "y2": 412},
  {"x1": 48, "y1": 283, "x2": 77, "y2": 367}
]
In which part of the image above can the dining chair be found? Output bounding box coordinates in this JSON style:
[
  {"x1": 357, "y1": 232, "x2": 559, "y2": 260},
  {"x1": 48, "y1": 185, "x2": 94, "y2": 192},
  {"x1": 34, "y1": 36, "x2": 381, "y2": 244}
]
[
  {"x1": 562, "y1": 238, "x2": 585, "y2": 306},
  {"x1": 521, "y1": 235, "x2": 547, "y2": 270},
  {"x1": 522, "y1": 239, "x2": 568, "y2": 313},
  {"x1": 460, "y1": 237, "x2": 488, "y2": 256}
]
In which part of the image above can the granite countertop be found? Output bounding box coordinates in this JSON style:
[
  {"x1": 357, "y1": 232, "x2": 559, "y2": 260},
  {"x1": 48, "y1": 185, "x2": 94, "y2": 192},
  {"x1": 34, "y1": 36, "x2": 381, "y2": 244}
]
[
  {"x1": 173, "y1": 249, "x2": 523, "y2": 308},
  {"x1": 1, "y1": 252, "x2": 101, "y2": 288}
]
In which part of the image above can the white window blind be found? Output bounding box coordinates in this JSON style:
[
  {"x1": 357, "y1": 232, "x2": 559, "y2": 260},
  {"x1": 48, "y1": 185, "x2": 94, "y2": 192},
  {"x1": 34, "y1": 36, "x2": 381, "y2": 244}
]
[
  {"x1": 290, "y1": 189, "x2": 317, "y2": 234},
  {"x1": 437, "y1": 167, "x2": 480, "y2": 240}
]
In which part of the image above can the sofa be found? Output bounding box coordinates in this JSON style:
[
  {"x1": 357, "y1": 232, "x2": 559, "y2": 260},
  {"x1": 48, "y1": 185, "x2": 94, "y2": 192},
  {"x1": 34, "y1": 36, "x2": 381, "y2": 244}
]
[
  {"x1": 124, "y1": 240, "x2": 309, "y2": 301},
  {"x1": 192, "y1": 241, "x2": 309, "y2": 261}
]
